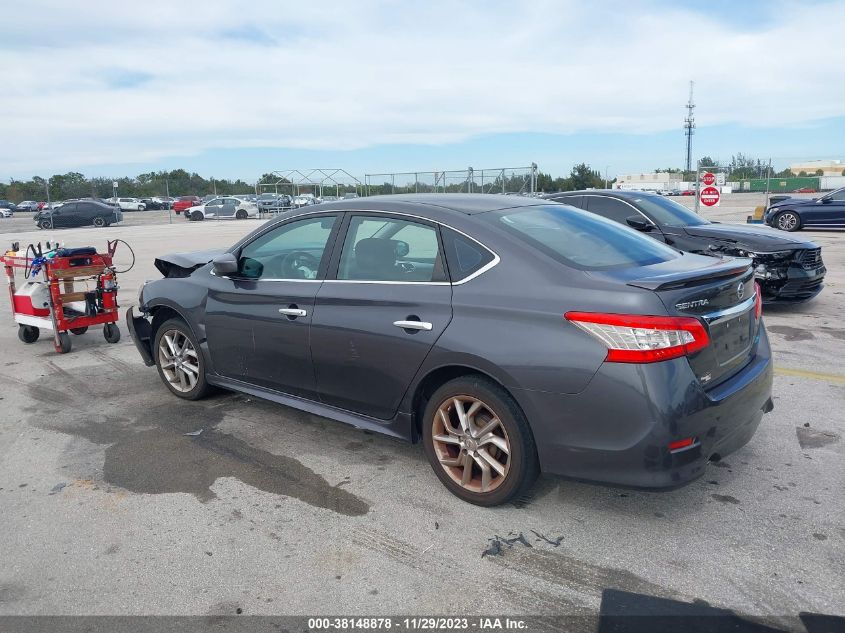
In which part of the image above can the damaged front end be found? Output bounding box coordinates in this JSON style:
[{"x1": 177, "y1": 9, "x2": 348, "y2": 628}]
[{"x1": 719, "y1": 247, "x2": 825, "y2": 303}]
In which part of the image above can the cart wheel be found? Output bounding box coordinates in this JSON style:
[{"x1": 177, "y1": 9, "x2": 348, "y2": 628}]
[
  {"x1": 70, "y1": 326, "x2": 88, "y2": 335},
  {"x1": 18, "y1": 325, "x2": 40, "y2": 344},
  {"x1": 103, "y1": 323, "x2": 121, "y2": 343},
  {"x1": 57, "y1": 332, "x2": 72, "y2": 354}
]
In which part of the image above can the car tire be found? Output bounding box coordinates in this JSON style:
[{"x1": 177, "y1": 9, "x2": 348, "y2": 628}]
[
  {"x1": 153, "y1": 318, "x2": 210, "y2": 400},
  {"x1": 421, "y1": 376, "x2": 539, "y2": 506},
  {"x1": 235, "y1": 209, "x2": 248, "y2": 219},
  {"x1": 775, "y1": 210, "x2": 801, "y2": 232},
  {"x1": 191, "y1": 211, "x2": 203, "y2": 221},
  {"x1": 93, "y1": 217, "x2": 106, "y2": 228},
  {"x1": 39, "y1": 220, "x2": 52, "y2": 230}
]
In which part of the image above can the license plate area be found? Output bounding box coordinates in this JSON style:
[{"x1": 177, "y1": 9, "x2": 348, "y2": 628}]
[{"x1": 708, "y1": 310, "x2": 753, "y2": 366}]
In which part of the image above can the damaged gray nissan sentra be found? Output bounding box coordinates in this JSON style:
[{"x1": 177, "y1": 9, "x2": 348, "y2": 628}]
[{"x1": 127, "y1": 194, "x2": 774, "y2": 506}]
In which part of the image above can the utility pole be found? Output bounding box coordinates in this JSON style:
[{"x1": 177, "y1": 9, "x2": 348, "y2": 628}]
[{"x1": 684, "y1": 81, "x2": 695, "y2": 174}]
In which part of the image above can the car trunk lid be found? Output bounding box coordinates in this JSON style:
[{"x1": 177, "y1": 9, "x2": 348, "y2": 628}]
[{"x1": 627, "y1": 258, "x2": 758, "y2": 388}]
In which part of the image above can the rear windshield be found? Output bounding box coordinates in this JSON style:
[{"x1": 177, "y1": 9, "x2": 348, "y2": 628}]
[
  {"x1": 631, "y1": 195, "x2": 709, "y2": 227},
  {"x1": 495, "y1": 205, "x2": 680, "y2": 270}
]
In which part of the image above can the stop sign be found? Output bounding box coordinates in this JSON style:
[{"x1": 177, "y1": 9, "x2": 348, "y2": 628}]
[
  {"x1": 701, "y1": 172, "x2": 716, "y2": 186},
  {"x1": 700, "y1": 185, "x2": 721, "y2": 207}
]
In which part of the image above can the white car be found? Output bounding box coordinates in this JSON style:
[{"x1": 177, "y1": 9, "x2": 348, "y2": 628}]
[
  {"x1": 0, "y1": 208, "x2": 13, "y2": 218},
  {"x1": 109, "y1": 197, "x2": 146, "y2": 211},
  {"x1": 185, "y1": 197, "x2": 259, "y2": 221},
  {"x1": 292, "y1": 194, "x2": 316, "y2": 207}
]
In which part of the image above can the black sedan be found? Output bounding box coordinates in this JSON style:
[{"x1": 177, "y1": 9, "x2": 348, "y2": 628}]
[
  {"x1": 546, "y1": 190, "x2": 825, "y2": 304},
  {"x1": 764, "y1": 186, "x2": 845, "y2": 231},
  {"x1": 127, "y1": 194, "x2": 773, "y2": 506},
  {"x1": 34, "y1": 200, "x2": 122, "y2": 228}
]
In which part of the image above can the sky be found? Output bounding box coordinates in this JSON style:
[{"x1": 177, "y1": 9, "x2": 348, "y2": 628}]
[{"x1": 1, "y1": 0, "x2": 843, "y2": 182}]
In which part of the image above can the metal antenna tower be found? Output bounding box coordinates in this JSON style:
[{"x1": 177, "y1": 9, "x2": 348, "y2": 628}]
[{"x1": 684, "y1": 80, "x2": 695, "y2": 173}]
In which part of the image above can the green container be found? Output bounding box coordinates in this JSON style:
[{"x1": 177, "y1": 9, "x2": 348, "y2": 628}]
[{"x1": 744, "y1": 177, "x2": 820, "y2": 193}]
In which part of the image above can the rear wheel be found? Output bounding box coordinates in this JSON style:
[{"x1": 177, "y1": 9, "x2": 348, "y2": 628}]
[
  {"x1": 235, "y1": 209, "x2": 248, "y2": 219},
  {"x1": 18, "y1": 325, "x2": 39, "y2": 343},
  {"x1": 153, "y1": 318, "x2": 210, "y2": 400},
  {"x1": 93, "y1": 216, "x2": 106, "y2": 227},
  {"x1": 775, "y1": 211, "x2": 801, "y2": 232},
  {"x1": 422, "y1": 376, "x2": 538, "y2": 506}
]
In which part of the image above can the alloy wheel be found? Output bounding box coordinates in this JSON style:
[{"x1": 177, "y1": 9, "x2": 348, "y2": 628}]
[
  {"x1": 158, "y1": 329, "x2": 200, "y2": 392},
  {"x1": 777, "y1": 212, "x2": 798, "y2": 231},
  {"x1": 431, "y1": 395, "x2": 510, "y2": 493}
]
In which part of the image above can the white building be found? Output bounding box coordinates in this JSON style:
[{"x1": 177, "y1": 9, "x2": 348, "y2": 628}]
[{"x1": 615, "y1": 172, "x2": 683, "y2": 191}]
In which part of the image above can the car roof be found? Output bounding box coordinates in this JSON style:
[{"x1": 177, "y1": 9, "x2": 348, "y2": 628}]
[
  {"x1": 318, "y1": 193, "x2": 550, "y2": 215},
  {"x1": 545, "y1": 189, "x2": 660, "y2": 200}
]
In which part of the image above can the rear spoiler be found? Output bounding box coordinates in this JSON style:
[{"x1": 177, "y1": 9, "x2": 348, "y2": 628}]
[{"x1": 627, "y1": 259, "x2": 752, "y2": 291}]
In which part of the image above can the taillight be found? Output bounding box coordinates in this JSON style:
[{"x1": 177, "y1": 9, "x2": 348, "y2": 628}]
[
  {"x1": 564, "y1": 312, "x2": 710, "y2": 363},
  {"x1": 754, "y1": 282, "x2": 762, "y2": 320}
]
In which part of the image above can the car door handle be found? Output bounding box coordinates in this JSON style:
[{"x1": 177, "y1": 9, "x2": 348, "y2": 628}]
[
  {"x1": 393, "y1": 320, "x2": 432, "y2": 331},
  {"x1": 279, "y1": 308, "x2": 307, "y2": 317}
]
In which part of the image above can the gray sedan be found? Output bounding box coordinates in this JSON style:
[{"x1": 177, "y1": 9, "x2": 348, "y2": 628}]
[{"x1": 127, "y1": 194, "x2": 773, "y2": 506}]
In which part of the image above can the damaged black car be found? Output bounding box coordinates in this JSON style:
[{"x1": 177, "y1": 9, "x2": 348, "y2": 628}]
[{"x1": 545, "y1": 190, "x2": 825, "y2": 303}]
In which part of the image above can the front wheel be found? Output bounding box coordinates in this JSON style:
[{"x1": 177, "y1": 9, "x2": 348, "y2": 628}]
[
  {"x1": 103, "y1": 323, "x2": 121, "y2": 343},
  {"x1": 153, "y1": 318, "x2": 210, "y2": 400},
  {"x1": 422, "y1": 376, "x2": 538, "y2": 506},
  {"x1": 191, "y1": 211, "x2": 203, "y2": 221},
  {"x1": 39, "y1": 220, "x2": 52, "y2": 230},
  {"x1": 775, "y1": 211, "x2": 801, "y2": 232}
]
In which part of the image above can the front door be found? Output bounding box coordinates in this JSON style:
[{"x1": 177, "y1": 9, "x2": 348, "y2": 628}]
[
  {"x1": 204, "y1": 214, "x2": 341, "y2": 398},
  {"x1": 311, "y1": 214, "x2": 453, "y2": 420}
]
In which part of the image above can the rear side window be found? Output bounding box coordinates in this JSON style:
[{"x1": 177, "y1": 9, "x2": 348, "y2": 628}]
[
  {"x1": 495, "y1": 205, "x2": 679, "y2": 270},
  {"x1": 441, "y1": 227, "x2": 495, "y2": 281},
  {"x1": 585, "y1": 196, "x2": 637, "y2": 224}
]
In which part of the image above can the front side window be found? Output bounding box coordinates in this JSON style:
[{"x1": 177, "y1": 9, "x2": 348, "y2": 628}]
[
  {"x1": 825, "y1": 187, "x2": 845, "y2": 202},
  {"x1": 236, "y1": 215, "x2": 337, "y2": 280},
  {"x1": 337, "y1": 216, "x2": 444, "y2": 282},
  {"x1": 495, "y1": 205, "x2": 679, "y2": 270},
  {"x1": 631, "y1": 195, "x2": 709, "y2": 227}
]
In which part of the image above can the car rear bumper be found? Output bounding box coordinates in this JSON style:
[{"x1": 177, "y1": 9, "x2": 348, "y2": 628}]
[{"x1": 514, "y1": 328, "x2": 773, "y2": 488}]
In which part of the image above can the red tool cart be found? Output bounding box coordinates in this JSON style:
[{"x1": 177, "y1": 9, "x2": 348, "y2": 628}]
[{"x1": 3, "y1": 242, "x2": 123, "y2": 354}]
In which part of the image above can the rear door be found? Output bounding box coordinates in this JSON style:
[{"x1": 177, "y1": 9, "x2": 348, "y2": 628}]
[
  {"x1": 220, "y1": 198, "x2": 239, "y2": 218},
  {"x1": 55, "y1": 203, "x2": 76, "y2": 227},
  {"x1": 310, "y1": 213, "x2": 453, "y2": 419},
  {"x1": 204, "y1": 213, "x2": 342, "y2": 398}
]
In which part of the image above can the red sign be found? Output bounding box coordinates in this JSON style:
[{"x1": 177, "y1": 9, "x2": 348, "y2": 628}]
[
  {"x1": 701, "y1": 172, "x2": 716, "y2": 186},
  {"x1": 700, "y1": 185, "x2": 721, "y2": 207}
]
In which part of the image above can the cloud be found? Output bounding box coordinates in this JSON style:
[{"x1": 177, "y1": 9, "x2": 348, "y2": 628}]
[{"x1": 1, "y1": 0, "x2": 843, "y2": 176}]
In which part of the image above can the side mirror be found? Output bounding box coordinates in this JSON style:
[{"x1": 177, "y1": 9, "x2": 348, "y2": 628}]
[
  {"x1": 626, "y1": 215, "x2": 653, "y2": 232},
  {"x1": 821, "y1": 198, "x2": 832, "y2": 204},
  {"x1": 212, "y1": 253, "x2": 238, "y2": 275},
  {"x1": 394, "y1": 240, "x2": 410, "y2": 258}
]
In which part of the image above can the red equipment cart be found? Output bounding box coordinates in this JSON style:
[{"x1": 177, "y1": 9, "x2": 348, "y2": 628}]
[{"x1": 3, "y1": 242, "x2": 122, "y2": 354}]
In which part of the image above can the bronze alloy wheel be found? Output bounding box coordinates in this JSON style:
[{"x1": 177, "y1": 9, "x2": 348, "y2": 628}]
[
  {"x1": 431, "y1": 395, "x2": 511, "y2": 493},
  {"x1": 158, "y1": 328, "x2": 200, "y2": 392}
]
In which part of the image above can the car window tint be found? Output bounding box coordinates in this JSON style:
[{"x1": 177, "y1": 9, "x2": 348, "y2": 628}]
[
  {"x1": 585, "y1": 196, "x2": 636, "y2": 224},
  {"x1": 495, "y1": 205, "x2": 679, "y2": 270},
  {"x1": 555, "y1": 195, "x2": 585, "y2": 209},
  {"x1": 337, "y1": 216, "x2": 444, "y2": 282},
  {"x1": 828, "y1": 188, "x2": 845, "y2": 201},
  {"x1": 61, "y1": 203, "x2": 77, "y2": 213},
  {"x1": 237, "y1": 215, "x2": 337, "y2": 280},
  {"x1": 630, "y1": 195, "x2": 709, "y2": 227},
  {"x1": 441, "y1": 227, "x2": 495, "y2": 281}
]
